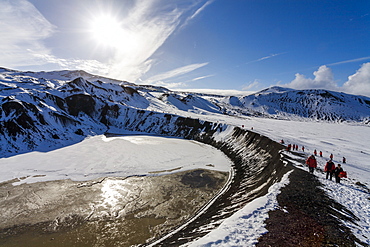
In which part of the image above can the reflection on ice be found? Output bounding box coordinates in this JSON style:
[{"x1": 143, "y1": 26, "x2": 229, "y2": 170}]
[{"x1": 99, "y1": 178, "x2": 140, "y2": 212}]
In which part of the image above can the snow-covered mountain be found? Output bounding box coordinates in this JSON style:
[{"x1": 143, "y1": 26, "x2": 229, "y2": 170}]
[
  {"x1": 212, "y1": 86, "x2": 370, "y2": 122},
  {"x1": 1, "y1": 67, "x2": 369, "y2": 156}
]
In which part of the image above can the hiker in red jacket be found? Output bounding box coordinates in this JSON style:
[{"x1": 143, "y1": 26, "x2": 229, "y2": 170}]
[
  {"x1": 306, "y1": 155, "x2": 317, "y2": 174},
  {"x1": 324, "y1": 160, "x2": 335, "y2": 180},
  {"x1": 334, "y1": 164, "x2": 344, "y2": 183}
]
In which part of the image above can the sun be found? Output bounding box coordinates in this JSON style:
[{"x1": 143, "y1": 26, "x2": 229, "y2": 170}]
[{"x1": 89, "y1": 14, "x2": 125, "y2": 48}]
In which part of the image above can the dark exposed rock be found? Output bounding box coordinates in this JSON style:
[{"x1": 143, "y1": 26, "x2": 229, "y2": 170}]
[
  {"x1": 257, "y1": 168, "x2": 364, "y2": 247},
  {"x1": 74, "y1": 129, "x2": 84, "y2": 135},
  {"x1": 65, "y1": 94, "x2": 95, "y2": 116},
  {"x1": 100, "y1": 104, "x2": 120, "y2": 125},
  {"x1": 121, "y1": 86, "x2": 138, "y2": 96},
  {"x1": 51, "y1": 134, "x2": 59, "y2": 139}
]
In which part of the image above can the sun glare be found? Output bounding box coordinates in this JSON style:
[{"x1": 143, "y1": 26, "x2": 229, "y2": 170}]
[{"x1": 90, "y1": 15, "x2": 126, "y2": 48}]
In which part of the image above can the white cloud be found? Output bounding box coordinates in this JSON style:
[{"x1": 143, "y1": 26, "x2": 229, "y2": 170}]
[
  {"x1": 284, "y1": 65, "x2": 338, "y2": 90},
  {"x1": 0, "y1": 0, "x2": 55, "y2": 67},
  {"x1": 107, "y1": 0, "x2": 182, "y2": 81},
  {"x1": 191, "y1": 74, "x2": 215, "y2": 81},
  {"x1": 188, "y1": 0, "x2": 214, "y2": 20},
  {"x1": 1, "y1": 0, "x2": 212, "y2": 83},
  {"x1": 246, "y1": 52, "x2": 285, "y2": 65},
  {"x1": 32, "y1": 53, "x2": 109, "y2": 75},
  {"x1": 326, "y1": 56, "x2": 370, "y2": 66},
  {"x1": 342, "y1": 62, "x2": 370, "y2": 97},
  {"x1": 179, "y1": 0, "x2": 214, "y2": 29},
  {"x1": 257, "y1": 53, "x2": 285, "y2": 62},
  {"x1": 145, "y1": 62, "x2": 208, "y2": 83},
  {"x1": 181, "y1": 88, "x2": 255, "y2": 96},
  {"x1": 0, "y1": 0, "x2": 110, "y2": 76},
  {"x1": 280, "y1": 63, "x2": 370, "y2": 97},
  {"x1": 242, "y1": 79, "x2": 260, "y2": 90},
  {"x1": 105, "y1": 0, "x2": 213, "y2": 82},
  {"x1": 149, "y1": 80, "x2": 186, "y2": 89}
]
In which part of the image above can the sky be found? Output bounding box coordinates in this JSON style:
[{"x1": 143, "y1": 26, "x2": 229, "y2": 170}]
[{"x1": 1, "y1": 0, "x2": 370, "y2": 96}]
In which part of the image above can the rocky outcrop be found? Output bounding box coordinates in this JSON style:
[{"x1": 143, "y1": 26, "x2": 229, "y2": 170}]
[{"x1": 65, "y1": 94, "x2": 96, "y2": 116}]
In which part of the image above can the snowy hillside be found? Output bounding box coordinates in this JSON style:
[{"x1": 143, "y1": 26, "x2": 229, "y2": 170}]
[
  {"x1": 212, "y1": 86, "x2": 370, "y2": 122},
  {"x1": 1, "y1": 67, "x2": 370, "y2": 157}
]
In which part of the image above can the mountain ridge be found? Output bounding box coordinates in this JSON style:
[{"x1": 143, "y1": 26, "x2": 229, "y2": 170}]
[{"x1": 1, "y1": 68, "x2": 369, "y2": 156}]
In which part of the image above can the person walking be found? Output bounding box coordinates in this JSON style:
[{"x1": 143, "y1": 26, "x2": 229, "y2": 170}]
[
  {"x1": 324, "y1": 160, "x2": 335, "y2": 180},
  {"x1": 306, "y1": 155, "x2": 317, "y2": 174},
  {"x1": 314, "y1": 149, "x2": 317, "y2": 156},
  {"x1": 330, "y1": 153, "x2": 334, "y2": 160},
  {"x1": 334, "y1": 164, "x2": 344, "y2": 183},
  {"x1": 319, "y1": 151, "x2": 323, "y2": 157},
  {"x1": 343, "y1": 157, "x2": 346, "y2": 163}
]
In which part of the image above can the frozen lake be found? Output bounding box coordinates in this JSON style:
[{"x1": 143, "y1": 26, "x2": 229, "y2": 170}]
[{"x1": 0, "y1": 134, "x2": 233, "y2": 185}]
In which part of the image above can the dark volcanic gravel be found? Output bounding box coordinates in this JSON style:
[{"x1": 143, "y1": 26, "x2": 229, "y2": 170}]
[{"x1": 257, "y1": 166, "x2": 367, "y2": 247}]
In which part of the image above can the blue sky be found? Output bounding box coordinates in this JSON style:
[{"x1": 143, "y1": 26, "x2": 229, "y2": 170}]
[{"x1": 1, "y1": 0, "x2": 370, "y2": 96}]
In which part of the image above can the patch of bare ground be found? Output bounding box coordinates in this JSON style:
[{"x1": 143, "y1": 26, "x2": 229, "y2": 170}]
[{"x1": 257, "y1": 167, "x2": 367, "y2": 247}]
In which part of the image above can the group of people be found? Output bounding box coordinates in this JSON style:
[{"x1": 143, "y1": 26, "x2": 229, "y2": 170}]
[
  {"x1": 282, "y1": 140, "x2": 304, "y2": 152},
  {"x1": 312, "y1": 150, "x2": 346, "y2": 163},
  {"x1": 281, "y1": 140, "x2": 347, "y2": 183},
  {"x1": 305, "y1": 155, "x2": 347, "y2": 183}
]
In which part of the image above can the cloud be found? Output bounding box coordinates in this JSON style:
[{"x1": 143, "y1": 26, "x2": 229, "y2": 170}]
[
  {"x1": 179, "y1": 0, "x2": 214, "y2": 29},
  {"x1": 0, "y1": 0, "x2": 55, "y2": 67},
  {"x1": 32, "y1": 53, "x2": 109, "y2": 75},
  {"x1": 182, "y1": 88, "x2": 255, "y2": 96},
  {"x1": 0, "y1": 0, "x2": 110, "y2": 76},
  {"x1": 188, "y1": 0, "x2": 213, "y2": 20},
  {"x1": 145, "y1": 62, "x2": 208, "y2": 83},
  {"x1": 191, "y1": 74, "x2": 214, "y2": 81},
  {"x1": 342, "y1": 62, "x2": 370, "y2": 97},
  {"x1": 326, "y1": 56, "x2": 370, "y2": 66},
  {"x1": 257, "y1": 53, "x2": 285, "y2": 62},
  {"x1": 105, "y1": 0, "x2": 213, "y2": 82},
  {"x1": 1, "y1": 0, "x2": 212, "y2": 83},
  {"x1": 107, "y1": 0, "x2": 182, "y2": 81},
  {"x1": 280, "y1": 63, "x2": 370, "y2": 97},
  {"x1": 148, "y1": 80, "x2": 186, "y2": 89},
  {"x1": 284, "y1": 65, "x2": 338, "y2": 90},
  {"x1": 245, "y1": 52, "x2": 286, "y2": 65},
  {"x1": 242, "y1": 79, "x2": 260, "y2": 90}
]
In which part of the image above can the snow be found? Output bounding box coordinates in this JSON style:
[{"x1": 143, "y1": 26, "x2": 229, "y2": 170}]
[
  {"x1": 0, "y1": 134, "x2": 232, "y2": 185},
  {"x1": 2, "y1": 117, "x2": 369, "y2": 245},
  {"x1": 186, "y1": 118, "x2": 370, "y2": 246},
  {"x1": 187, "y1": 170, "x2": 293, "y2": 247},
  {"x1": 319, "y1": 177, "x2": 370, "y2": 245},
  {"x1": 1, "y1": 67, "x2": 370, "y2": 245}
]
